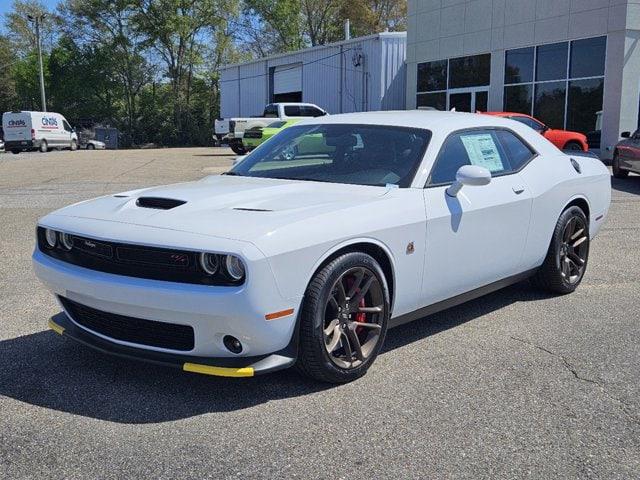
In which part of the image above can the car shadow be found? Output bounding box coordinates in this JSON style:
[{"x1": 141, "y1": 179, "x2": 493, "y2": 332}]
[
  {"x1": 611, "y1": 175, "x2": 640, "y2": 195},
  {"x1": 0, "y1": 282, "x2": 552, "y2": 424}
]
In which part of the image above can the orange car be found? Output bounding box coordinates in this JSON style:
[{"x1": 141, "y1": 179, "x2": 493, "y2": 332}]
[{"x1": 483, "y1": 112, "x2": 588, "y2": 152}]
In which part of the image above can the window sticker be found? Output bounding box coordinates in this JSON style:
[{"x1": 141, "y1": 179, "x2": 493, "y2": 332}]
[{"x1": 460, "y1": 133, "x2": 505, "y2": 172}]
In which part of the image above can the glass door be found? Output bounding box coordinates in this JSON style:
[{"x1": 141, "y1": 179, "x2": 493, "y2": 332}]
[{"x1": 447, "y1": 89, "x2": 489, "y2": 112}]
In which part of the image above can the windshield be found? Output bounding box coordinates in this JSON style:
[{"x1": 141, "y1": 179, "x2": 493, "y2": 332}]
[{"x1": 230, "y1": 124, "x2": 431, "y2": 187}]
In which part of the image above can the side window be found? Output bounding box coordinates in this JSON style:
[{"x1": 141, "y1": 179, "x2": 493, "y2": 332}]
[
  {"x1": 284, "y1": 105, "x2": 301, "y2": 116},
  {"x1": 263, "y1": 105, "x2": 278, "y2": 117},
  {"x1": 510, "y1": 116, "x2": 544, "y2": 132},
  {"x1": 428, "y1": 130, "x2": 510, "y2": 185},
  {"x1": 496, "y1": 130, "x2": 536, "y2": 170},
  {"x1": 302, "y1": 106, "x2": 324, "y2": 117},
  {"x1": 62, "y1": 120, "x2": 72, "y2": 131}
]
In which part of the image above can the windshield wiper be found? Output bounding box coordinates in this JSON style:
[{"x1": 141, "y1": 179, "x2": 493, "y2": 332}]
[
  {"x1": 222, "y1": 171, "x2": 243, "y2": 176},
  {"x1": 270, "y1": 176, "x2": 331, "y2": 183}
]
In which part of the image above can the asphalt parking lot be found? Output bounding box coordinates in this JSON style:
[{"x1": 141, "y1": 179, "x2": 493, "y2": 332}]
[{"x1": 1, "y1": 147, "x2": 639, "y2": 479}]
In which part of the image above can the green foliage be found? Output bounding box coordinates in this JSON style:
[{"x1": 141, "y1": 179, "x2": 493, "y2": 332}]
[{"x1": 1, "y1": 0, "x2": 406, "y2": 147}]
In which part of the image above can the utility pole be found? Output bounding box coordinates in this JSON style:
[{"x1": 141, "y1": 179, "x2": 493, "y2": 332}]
[{"x1": 27, "y1": 14, "x2": 47, "y2": 112}]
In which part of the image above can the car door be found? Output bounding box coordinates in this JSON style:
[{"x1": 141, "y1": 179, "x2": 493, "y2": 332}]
[
  {"x1": 62, "y1": 118, "x2": 74, "y2": 147},
  {"x1": 618, "y1": 130, "x2": 640, "y2": 172},
  {"x1": 421, "y1": 128, "x2": 534, "y2": 306}
]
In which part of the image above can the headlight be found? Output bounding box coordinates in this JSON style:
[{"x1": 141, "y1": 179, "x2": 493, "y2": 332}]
[
  {"x1": 224, "y1": 255, "x2": 245, "y2": 281},
  {"x1": 60, "y1": 232, "x2": 74, "y2": 251},
  {"x1": 44, "y1": 228, "x2": 57, "y2": 248},
  {"x1": 199, "y1": 252, "x2": 220, "y2": 275}
]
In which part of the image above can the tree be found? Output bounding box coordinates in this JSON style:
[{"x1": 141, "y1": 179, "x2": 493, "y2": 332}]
[
  {"x1": 244, "y1": 0, "x2": 407, "y2": 52},
  {"x1": 60, "y1": 0, "x2": 153, "y2": 144},
  {"x1": 0, "y1": 35, "x2": 18, "y2": 113},
  {"x1": 132, "y1": 0, "x2": 238, "y2": 144},
  {"x1": 243, "y1": 0, "x2": 305, "y2": 54},
  {"x1": 4, "y1": 0, "x2": 60, "y2": 55}
]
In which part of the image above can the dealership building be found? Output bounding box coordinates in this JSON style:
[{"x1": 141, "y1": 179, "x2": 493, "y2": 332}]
[
  {"x1": 219, "y1": 32, "x2": 407, "y2": 118},
  {"x1": 406, "y1": 0, "x2": 640, "y2": 157}
]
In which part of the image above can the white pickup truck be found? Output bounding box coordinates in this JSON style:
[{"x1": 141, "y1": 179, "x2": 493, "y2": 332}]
[{"x1": 214, "y1": 102, "x2": 328, "y2": 154}]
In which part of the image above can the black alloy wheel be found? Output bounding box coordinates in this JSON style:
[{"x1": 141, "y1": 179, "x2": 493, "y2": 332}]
[
  {"x1": 532, "y1": 206, "x2": 589, "y2": 294},
  {"x1": 297, "y1": 252, "x2": 390, "y2": 383}
]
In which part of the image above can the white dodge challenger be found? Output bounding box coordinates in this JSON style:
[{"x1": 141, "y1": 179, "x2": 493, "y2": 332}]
[{"x1": 33, "y1": 111, "x2": 611, "y2": 383}]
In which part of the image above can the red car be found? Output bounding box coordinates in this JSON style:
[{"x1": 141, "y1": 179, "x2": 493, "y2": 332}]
[{"x1": 483, "y1": 112, "x2": 588, "y2": 152}]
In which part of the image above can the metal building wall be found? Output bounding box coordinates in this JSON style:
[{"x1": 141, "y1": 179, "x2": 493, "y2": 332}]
[{"x1": 219, "y1": 32, "x2": 407, "y2": 118}]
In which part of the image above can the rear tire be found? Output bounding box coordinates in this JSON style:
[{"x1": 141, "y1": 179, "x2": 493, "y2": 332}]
[
  {"x1": 11, "y1": 150, "x2": 20, "y2": 155},
  {"x1": 230, "y1": 142, "x2": 246, "y2": 155},
  {"x1": 39, "y1": 140, "x2": 48, "y2": 153},
  {"x1": 297, "y1": 252, "x2": 390, "y2": 383},
  {"x1": 564, "y1": 141, "x2": 584, "y2": 151},
  {"x1": 612, "y1": 153, "x2": 629, "y2": 178},
  {"x1": 87, "y1": 143, "x2": 95, "y2": 150},
  {"x1": 531, "y1": 206, "x2": 589, "y2": 294}
]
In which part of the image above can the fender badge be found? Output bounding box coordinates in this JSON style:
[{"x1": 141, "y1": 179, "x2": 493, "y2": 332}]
[{"x1": 406, "y1": 242, "x2": 415, "y2": 255}]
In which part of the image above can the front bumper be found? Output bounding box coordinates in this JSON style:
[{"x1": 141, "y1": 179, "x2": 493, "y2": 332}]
[
  {"x1": 48, "y1": 313, "x2": 296, "y2": 377},
  {"x1": 33, "y1": 225, "x2": 302, "y2": 362}
]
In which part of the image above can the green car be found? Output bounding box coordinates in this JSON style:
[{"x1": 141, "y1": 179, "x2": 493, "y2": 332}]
[{"x1": 242, "y1": 119, "x2": 301, "y2": 151}]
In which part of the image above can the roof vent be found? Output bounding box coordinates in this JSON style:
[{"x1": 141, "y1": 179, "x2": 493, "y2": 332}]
[{"x1": 136, "y1": 197, "x2": 186, "y2": 210}]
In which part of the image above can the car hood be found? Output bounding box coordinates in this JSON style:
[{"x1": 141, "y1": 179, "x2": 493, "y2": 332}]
[{"x1": 46, "y1": 175, "x2": 390, "y2": 242}]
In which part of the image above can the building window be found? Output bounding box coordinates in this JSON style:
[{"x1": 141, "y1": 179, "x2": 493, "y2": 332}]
[
  {"x1": 417, "y1": 54, "x2": 491, "y2": 111},
  {"x1": 417, "y1": 60, "x2": 447, "y2": 92},
  {"x1": 505, "y1": 47, "x2": 534, "y2": 84},
  {"x1": 449, "y1": 54, "x2": 491, "y2": 89},
  {"x1": 536, "y1": 42, "x2": 568, "y2": 82},
  {"x1": 417, "y1": 92, "x2": 446, "y2": 110},
  {"x1": 534, "y1": 81, "x2": 567, "y2": 129},
  {"x1": 503, "y1": 36, "x2": 606, "y2": 135},
  {"x1": 567, "y1": 78, "x2": 604, "y2": 133},
  {"x1": 504, "y1": 84, "x2": 533, "y2": 114},
  {"x1": 570, "y1": 36, "x2": 606, "y2": 78}
]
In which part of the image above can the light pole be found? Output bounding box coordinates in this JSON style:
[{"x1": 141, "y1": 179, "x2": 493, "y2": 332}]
[{"x1": 27, "y1": 13, "x2": 47, "y2": 112}]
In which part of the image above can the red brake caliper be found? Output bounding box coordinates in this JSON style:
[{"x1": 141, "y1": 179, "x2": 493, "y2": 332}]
[{"x1": 356, "y1": 297, "x2": 366, "y2": 323}]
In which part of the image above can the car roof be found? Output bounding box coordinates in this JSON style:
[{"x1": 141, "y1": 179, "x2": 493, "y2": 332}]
[
  {"x1": 297, "y1": 110, "x2": 562, "y2": 156},
  {"x1": 301, "y1": 110, "x2": 523, "y2": 131},
  {"x1": 484, "y1": 112, "x2": 532, "y2": 118}
]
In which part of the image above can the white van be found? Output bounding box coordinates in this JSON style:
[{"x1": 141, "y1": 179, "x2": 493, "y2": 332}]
[{"x1": 2, "y1": 111, "x2": 78, "y2": 154}]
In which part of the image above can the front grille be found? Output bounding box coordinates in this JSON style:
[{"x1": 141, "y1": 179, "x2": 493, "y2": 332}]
[
  {"x1": 60, "y1": 297, "x2": 195, "y2": 351},
  {"x1": 37, "y1": 227, "x2": 243, "y2": 286}
]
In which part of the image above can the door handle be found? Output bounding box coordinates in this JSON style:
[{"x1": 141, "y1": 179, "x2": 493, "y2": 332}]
[{"x1": 512, "y1": 186, "x2": 525, "y2": 195}]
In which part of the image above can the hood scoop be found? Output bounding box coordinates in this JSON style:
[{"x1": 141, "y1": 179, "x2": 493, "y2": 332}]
[{"x1": 136, "y1": 197, "x2": 187, "y2": 210}]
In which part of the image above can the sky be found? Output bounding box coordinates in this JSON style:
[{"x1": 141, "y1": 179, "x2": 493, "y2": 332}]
[{"x1": 0, "y1": 0, "x2": 60, "y2": 17}]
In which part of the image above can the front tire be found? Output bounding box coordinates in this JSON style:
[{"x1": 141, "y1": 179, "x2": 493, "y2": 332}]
[
  {"x1": 612, "y1": 153, "x2": 629, "y2": 178},
  {"x1": 297, "y1": 252, "x2": 390, "y2": 383},
  {"x1": 532, "y1": 206, "x2": 589, "y2": 294},
  {"x1": 70, "y1": 140, "x2": 77, "y2": 151},
  {"x1": 87, "y1": 143, "x2": 95, "y2": 150}
]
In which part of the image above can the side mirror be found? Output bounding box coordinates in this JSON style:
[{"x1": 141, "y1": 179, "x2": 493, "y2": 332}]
[
  {"x1": 621, "y1": 131, "x2": 631, "y2": 138},
  {"x1": 446, "y1": 165, "x2": 492, "y2": 197},
  {"x1": 233, "y1": 155, "x2": 246, "y2": 166}
]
